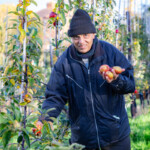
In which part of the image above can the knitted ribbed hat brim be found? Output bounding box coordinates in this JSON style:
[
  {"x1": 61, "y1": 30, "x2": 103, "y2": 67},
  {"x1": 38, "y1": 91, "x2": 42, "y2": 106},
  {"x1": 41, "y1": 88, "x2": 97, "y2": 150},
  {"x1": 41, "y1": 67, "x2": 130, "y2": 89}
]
[{"x1": 68, "y1": 9, "x2": 96, "y2": 37}]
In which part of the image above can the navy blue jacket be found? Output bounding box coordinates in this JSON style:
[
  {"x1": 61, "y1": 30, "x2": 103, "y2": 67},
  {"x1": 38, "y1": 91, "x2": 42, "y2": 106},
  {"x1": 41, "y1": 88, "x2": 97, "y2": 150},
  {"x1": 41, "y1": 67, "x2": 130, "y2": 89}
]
[{"x1": 42, "y1": 39, "x2": 135, "y2": 149}]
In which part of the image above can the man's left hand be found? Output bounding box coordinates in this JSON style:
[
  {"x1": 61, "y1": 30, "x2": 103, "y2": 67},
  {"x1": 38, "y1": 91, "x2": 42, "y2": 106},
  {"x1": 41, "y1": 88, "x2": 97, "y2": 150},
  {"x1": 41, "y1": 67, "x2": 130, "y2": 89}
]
[{"x1": 101, "y1": 68, "x2": 125, "y2": 83}]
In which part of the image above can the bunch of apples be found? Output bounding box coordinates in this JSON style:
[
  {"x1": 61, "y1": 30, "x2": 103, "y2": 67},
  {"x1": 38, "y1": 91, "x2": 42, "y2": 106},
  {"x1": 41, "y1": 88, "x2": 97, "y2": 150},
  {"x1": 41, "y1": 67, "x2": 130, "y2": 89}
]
[
  {"x1": 32, "y1": 128, "x2": 41, "y2": 136},
  {"x1": 32, "y1": 122, "x2": 42, "y2": 136},
  {"x1": 99, "y1": 64, "x2": 124, "y2": 80},
  {"x1": 49, "y1": 12, "x2": 58, "y2": 27}
]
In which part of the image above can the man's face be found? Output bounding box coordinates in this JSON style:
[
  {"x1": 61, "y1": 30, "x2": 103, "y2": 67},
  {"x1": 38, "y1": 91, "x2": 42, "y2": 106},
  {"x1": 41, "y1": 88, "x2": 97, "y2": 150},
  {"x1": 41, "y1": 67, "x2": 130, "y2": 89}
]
[{"x1": 71, "y1": 33, "x2": 95, "y2": 53}]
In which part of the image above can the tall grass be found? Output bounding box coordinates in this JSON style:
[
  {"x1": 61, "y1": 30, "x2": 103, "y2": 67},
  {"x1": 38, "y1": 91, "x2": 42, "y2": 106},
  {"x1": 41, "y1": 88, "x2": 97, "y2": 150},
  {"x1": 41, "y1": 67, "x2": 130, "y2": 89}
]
[{"x1": 129, "y1": 105, "x2": 150, "y2": 150}]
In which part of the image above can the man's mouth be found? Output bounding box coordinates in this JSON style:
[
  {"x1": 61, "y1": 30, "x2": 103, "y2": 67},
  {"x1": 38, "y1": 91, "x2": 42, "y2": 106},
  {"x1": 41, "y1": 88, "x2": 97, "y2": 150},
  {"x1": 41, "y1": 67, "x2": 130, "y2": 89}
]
[{"x1": 79, "y1": 45, "x2": 86, "y2": 49}]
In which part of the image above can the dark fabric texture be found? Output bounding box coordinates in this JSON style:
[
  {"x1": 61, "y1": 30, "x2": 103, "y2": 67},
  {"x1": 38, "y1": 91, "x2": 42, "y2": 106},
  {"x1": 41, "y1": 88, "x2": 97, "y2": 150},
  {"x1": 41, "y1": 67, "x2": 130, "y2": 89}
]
[
  {"x1": 101, "y1": 135, "x2": 131, "y2": 150},
  {"x1": 42, "y1": 40, "x2": 135, "y2": 149},
  {"x1": 76, "y1": 36, "x2": 98, "y2": 59},
  {"x1": 68, "y1": 9, "x2": 96, "y2": 37}
]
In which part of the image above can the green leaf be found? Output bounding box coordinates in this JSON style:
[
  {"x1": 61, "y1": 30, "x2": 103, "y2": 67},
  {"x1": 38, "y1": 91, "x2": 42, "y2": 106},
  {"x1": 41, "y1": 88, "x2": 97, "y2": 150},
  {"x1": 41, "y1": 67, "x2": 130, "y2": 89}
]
[
  {"x1": 22, "y1": 130, "x2": 30, "y2": 147},
  {"x1": 14, "y1": 107, "x2": 22, "y2": 122},
  {"x1": 17, "y1": 135, "x2": 23, "y2": 143},
  {"x1": 65, "y1": 4, "x2": 70, "y2": 11},
  {"x1": 8, "y1": 11, "x2": 21, "y2": 16},
  {"x1": 32, "y1": 12, "x2": 40, "y2": 21},
  {"x1": 28, "y1": 64, "x2": 34, "y2": 72},
  {"x1": 26, "y1": 123, "x2": 36, "y2": 128},
  {"x1": 2, "y1": 130, "x2": 12, "y2": 148},
  {"x1": 35, "y1": 37, "x2": 43, "y2": 48},
  {"x1": 19, "y1": 102, "x2": 27, "y2": 106},
  {"x1": 30, "y1": 0, "x2": 38, "y2": 6},
  {"x1": 0, "y1": 128, "x2": 7, "y2": 137},
  {"x1": 29, "y1": 78, "x2": 34, "y2": 86},
  {"x1": 60, "y1": 11, "x2": 66, "y2": 26}
]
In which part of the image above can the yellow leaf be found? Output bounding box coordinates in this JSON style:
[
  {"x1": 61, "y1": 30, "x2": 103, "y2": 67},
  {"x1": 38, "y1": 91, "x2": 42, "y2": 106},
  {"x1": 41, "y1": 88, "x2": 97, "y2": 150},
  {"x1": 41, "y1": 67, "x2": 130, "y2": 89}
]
[
  {"x1": 14, "y1": 120, "x2": 20, "y2": 128},
  {"x1": 19, "y1": 28, "x2": 26, "y2": 43},
  {"x1": 12, "y1": 69, "x2": 19, "y2": 73},
  {"x1": 24, "y1": 97, "x2": 31, "y2": 103},
  {"x1": 27, "y1": 21, "x2": 32, "y2": 26},
  {"x1": 25, "y1": 2, "x2": 30, "y2": 7},
  {"x1": 27, "y1": 71, "x2": 32, "y2": 75},
  {"x1": 26, "y1": 10, "x2": 33, "y2": 15},
  {"x1": 28, "y1": 89, "x2": 33, "y2": 95},
  {"x1": 4, "y1": 65, "x2": 10, "y2": 76},
  {"x1": 56, "y1": 16, "x2": 59, "y2": 20},
  {"x1": 10, "y1": 79, "x2": 15, "y2": 86},
  {"x1": 17, "y1": 3, "x2": 23, "y2": 7},
  {"x1": 17, "y1": 86, "x2": 20, "y2": 89},
  {"x1": 8, "y1": 121, "x2": 13, "y2": 124},
  {"x1": 33, "y1": 88, "x2": 37, "y2": 93},
  {"x1": 19, "y1": 102, "x2": 27, "y2": 106}
]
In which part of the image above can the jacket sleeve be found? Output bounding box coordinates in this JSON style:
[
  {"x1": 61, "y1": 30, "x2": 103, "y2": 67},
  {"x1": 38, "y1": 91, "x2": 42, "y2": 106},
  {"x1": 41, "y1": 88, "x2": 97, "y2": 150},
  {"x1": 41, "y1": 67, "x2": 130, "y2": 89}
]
[
  {"x1": 42, "y1": 61, "x2": 68, "y2": 122},
  {"x1": 109, "y1": 46, "x2": 135, "y2": 94}
]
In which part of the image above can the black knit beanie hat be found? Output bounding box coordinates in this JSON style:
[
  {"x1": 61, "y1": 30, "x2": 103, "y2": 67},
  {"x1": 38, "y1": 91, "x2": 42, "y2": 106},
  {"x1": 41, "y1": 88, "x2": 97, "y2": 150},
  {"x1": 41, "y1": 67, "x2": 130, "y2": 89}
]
[{"x1": 68, "y1": 9, "x2": 96, "y2": 37}]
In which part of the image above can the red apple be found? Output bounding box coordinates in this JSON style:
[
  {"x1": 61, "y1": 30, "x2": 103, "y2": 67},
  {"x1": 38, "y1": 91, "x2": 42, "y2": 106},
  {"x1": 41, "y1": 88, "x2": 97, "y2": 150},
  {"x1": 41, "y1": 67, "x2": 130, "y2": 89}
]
[
  {"x1": 49, "y1": 12, "x2": 57, "y2": 18},
  {"x1": 53, "y1": 21, "x2": 58, "y2": 26},
  {"x1": 98, "y1": 27, "x2": 102, "y2": 31},
  {"x1": 32, "y1": 128, "x2": 37, "y2": 134},
  {"x1": 134, "y1": 89, "x2": 138, "y2": 94},
  {"x1": 116, "y1": 29, "x2": 119, "y2": 33},
  {"x1": 99, "y1": 65, "x2": 110, "y2": 74},
  {"x1": 36, "y1": 130, "x2": 41, "y2": 136},
  {"x1": 105, "y1": 71, "x2": 114, "y2": 80},
  {"x1": 113, "y1": 66, "x2": 123, "y2": 74}
]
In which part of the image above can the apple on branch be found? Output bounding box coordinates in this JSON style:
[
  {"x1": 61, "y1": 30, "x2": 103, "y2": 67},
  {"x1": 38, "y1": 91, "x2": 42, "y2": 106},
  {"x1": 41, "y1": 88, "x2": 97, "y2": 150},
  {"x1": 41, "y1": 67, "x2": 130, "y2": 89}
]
[{"x1": 49, "y1": 12, "x2": 57, "y2": 18}]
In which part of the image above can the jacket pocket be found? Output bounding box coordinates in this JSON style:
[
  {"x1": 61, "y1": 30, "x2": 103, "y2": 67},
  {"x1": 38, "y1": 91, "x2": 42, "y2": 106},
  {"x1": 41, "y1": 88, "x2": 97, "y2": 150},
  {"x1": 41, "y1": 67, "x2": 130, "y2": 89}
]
[
  {"x1": 100, "y1": 117, "x2": 120, "y2": 142},
  {"x1": 110, "y1": 117, "x2": 120, "y2": 141}
]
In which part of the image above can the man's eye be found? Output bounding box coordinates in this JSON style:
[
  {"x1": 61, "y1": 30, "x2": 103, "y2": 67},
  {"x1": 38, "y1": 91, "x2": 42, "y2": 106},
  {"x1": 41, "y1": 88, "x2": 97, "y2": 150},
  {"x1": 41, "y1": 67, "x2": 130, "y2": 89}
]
[
  {"x1": 73, "y1": 36, "x2": 79, "y2": 40},
  {"x1": 84, "y1": 34, "x2": 89, "y2": 37}
]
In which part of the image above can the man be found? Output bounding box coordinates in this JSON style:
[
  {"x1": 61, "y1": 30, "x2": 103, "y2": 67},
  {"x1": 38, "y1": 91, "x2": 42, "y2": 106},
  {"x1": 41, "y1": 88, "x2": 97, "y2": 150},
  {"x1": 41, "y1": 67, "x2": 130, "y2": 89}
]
[{"x1": 41, "y1": 9, "x2": 135, "y2": 150}]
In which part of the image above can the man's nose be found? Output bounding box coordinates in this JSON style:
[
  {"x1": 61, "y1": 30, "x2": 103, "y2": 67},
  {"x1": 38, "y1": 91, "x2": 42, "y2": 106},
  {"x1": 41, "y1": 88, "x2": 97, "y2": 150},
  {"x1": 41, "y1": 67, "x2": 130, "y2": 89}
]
[{"x1": 78, "y1": 37, "x2": 84, "y2": 44}]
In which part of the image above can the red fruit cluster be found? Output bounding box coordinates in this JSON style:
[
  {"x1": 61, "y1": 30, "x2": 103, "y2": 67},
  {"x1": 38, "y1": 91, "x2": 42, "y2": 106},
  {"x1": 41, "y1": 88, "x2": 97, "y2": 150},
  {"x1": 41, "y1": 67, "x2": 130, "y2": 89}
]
[
  {"x1": 32, "y1": 128, "x2": 41, "y2": 136},
  {"x1": 49, "y1": 12, "x2": 57, "y2": 18},
  {"x1": 99, "y1": 64, "x2": 124, "y2": 79},
  {"x1": 49, "y1": 12, "x2": 58, "y2": 27}
]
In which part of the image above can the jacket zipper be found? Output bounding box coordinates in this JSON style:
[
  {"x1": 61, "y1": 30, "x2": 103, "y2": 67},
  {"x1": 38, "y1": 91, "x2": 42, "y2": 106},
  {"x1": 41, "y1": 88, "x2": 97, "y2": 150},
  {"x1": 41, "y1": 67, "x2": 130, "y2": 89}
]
[
  {"x1": 88, "y1": 69, "x2": 101, "y2": 150},
  {"x1": 66, "y1": 74, "x2": 83, "y2": 89},
  {"x1": 70, "y1": 54, "x2": 101, "y2": 148}
]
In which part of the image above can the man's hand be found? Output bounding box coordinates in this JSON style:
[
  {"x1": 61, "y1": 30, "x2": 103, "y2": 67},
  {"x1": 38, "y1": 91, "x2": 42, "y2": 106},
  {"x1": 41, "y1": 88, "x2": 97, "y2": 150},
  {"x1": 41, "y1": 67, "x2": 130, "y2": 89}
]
[{"x1": 100, "y1": 68, "x2": 125, "y2": 83}]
